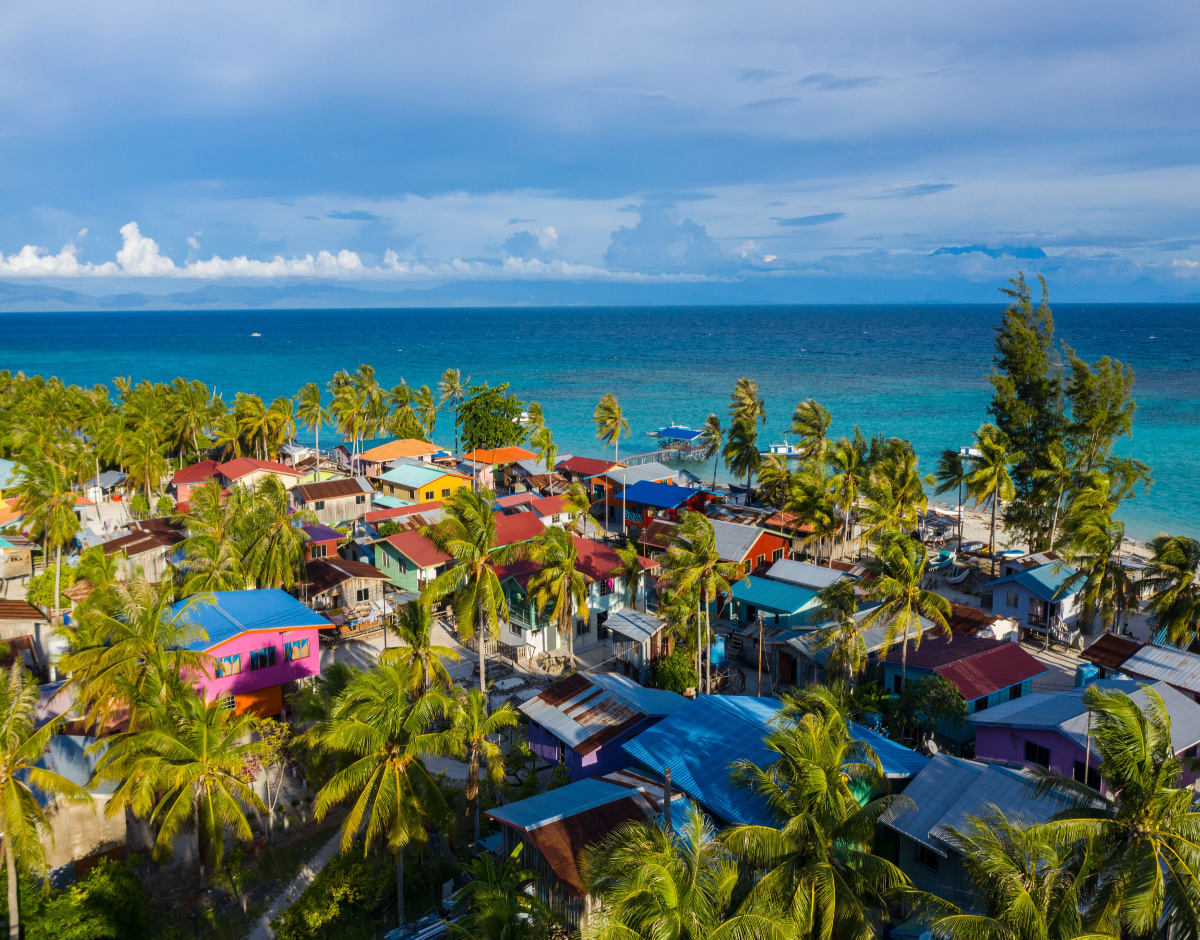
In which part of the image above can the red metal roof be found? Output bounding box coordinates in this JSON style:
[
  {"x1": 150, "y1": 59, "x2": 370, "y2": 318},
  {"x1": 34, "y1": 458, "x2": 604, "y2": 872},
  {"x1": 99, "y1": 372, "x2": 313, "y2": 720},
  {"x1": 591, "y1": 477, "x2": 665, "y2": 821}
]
[
  {"x1": 218, "y1": 457, "x2": 301, "y2": 481},
  {"x1": 933, "y1": 642, "x2": 1047, "y2": 701},
  {"x1": 172, "y1": 459, "x2": 221, "y2": 486},
  {"x1": 493, "y1": 511, "x2": 545, "y2": 546},
  {"x1": 531, "y1": 495, "x2": 566, "y2": 516},
  {"x1": 381, "y1": 531, "x2": 453, "y2": 569},
  {"x1": 556, "y1": 455, "x2": 621, "y2": 477}
]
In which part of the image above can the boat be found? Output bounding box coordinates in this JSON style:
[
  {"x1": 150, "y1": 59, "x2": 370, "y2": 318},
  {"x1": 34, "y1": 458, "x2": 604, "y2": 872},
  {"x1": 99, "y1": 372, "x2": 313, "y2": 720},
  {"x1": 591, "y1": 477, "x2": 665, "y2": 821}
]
[
  {"x1": 929, "y1": 550, "x2": 957, "y2": 571},
  {"x1": 945, "y1": 564, "x2": 971, "y2": 584},
  {"x1": 998, "y1": 549, "x2": 1025, "y2": 561},
  {"x1": 763, "y1": 437, "x2": 804, "y2": 459},
  {"x1": 959, "y1": 541, "x2": 985, "y2": 554}
]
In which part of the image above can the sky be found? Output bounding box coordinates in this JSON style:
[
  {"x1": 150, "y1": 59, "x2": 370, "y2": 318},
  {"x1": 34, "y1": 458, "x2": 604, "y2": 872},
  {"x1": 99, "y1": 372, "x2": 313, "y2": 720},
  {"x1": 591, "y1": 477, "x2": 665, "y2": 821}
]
[{"x1": 2, "y1": 0, "x2": 1200, "y2": 302}]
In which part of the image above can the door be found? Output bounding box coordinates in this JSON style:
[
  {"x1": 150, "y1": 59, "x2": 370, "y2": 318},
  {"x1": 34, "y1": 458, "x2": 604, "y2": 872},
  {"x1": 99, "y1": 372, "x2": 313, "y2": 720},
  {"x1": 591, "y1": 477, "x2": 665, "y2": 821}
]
[
  {"x1": 778, "y1": 651, "x2": 795, "y2": 685},
  {"x1": 545, "y1": 622, "x2": 557, "y2": 651}
]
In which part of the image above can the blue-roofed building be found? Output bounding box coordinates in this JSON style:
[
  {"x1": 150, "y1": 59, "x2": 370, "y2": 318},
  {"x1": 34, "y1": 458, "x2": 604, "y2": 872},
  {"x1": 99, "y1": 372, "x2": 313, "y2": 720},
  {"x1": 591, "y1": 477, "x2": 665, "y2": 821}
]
[
  {"x1": 729, "y1": 575, "x2": 822, "y2": 628},
  {"x1": 611, "y1": 480, "x2": 713, "y2": 533},
  {"x1": 521, "y1": 672, "x2": 687, "y2": 781},
  {"x1": 621, "y1": 694, "x2": 929, "y2": 827},
  {"x1": 981, "y1": 557, "x2": 1081, "y2": 636},
  {"x1": 168, "y1": 590, "x2": 326, "y2": 717}
]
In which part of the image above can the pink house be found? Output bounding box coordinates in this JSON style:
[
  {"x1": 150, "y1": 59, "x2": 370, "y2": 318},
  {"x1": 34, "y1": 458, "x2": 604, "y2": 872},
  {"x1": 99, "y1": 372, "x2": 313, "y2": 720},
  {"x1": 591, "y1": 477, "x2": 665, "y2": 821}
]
[{"x1": 169, "y1": 590, "x2": 325, "y2": 718}]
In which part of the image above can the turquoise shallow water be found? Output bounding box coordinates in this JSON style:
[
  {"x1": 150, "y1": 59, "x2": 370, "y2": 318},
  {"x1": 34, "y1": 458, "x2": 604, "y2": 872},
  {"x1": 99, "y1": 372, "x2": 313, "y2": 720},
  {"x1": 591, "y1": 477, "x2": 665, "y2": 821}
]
[{"x1": 2, "y1": 304, "x2": 1197, "y2": 541}]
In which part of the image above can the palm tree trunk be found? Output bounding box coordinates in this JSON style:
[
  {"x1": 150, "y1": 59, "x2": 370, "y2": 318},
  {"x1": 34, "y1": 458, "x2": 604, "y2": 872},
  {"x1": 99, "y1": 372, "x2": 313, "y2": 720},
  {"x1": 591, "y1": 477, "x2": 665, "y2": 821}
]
[
  {"x1": 990, "y1": 494, "x2": 999, "y2": 577},
  {"x1": 1049, "y1": 485, "x2": 1064, "y2": 551},
  {"x1": 396, "y1": 849, "x2": 405, "y2": 927},
  {"x1": 53, "y1": 542, "x2": 61, "y2": 633},
  {"x1": 6, "y1": 841, "x2": 19, "y2": 940},
  {"x1": 477, "y1": 607, "x2": 486, "y2": 697},
  {"x1": 900, "y1": 621, "x2": 909, "y2": 692},
  {"x1": 195, "y1": 799, "x2": 207, "y2": 887},
  {"x1": 704, "y1": 590, "x2": 712, "y2": 695},
  {"x1": 957, "y1": 481, "x2": 963, "y2": 551}
]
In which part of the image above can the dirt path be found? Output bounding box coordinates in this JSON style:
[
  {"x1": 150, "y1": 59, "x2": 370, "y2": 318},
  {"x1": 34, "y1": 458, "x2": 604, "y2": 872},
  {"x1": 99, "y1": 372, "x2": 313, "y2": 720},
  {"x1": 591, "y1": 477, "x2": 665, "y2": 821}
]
[{"x1": 247, "y1": 829, "x2": 343, "y2": 940}]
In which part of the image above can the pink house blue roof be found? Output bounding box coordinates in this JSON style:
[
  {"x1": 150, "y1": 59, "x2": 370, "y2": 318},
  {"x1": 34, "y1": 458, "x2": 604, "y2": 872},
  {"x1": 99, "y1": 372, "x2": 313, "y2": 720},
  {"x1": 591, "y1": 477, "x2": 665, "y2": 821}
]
[
  {"x1": 614, "y1": 480, "x2": 698, "y2": 509},
  {"x1": 170, "y1": 590, "x2": 328, "y2": 651}
]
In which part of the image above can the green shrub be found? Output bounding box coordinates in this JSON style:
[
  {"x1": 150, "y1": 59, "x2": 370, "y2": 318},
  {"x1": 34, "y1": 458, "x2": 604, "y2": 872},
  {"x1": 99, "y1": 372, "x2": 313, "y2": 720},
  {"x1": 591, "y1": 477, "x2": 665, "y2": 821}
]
[
  {"x1": 653, "y1": 648, "x2": 697, "y2": 695},
  {"x1": 21, "y1": 859, "x2": 149, "y2": 940},
  {"x1": 271, "y1": 851, "x2": 391, "y2": 940},
  {"x1": 130, "y1": 493, "x2": 150, "y2": 514},
  {"x1": 24, "y1": 563, "x2": 76, "y2": 611}
]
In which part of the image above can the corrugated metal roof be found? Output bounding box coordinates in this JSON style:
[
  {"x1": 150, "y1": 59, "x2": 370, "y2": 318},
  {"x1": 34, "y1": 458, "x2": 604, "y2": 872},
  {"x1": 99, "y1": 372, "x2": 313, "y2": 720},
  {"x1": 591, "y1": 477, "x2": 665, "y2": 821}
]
[
  {"x1": 520, "y1": 672, "x2": 683, "y2": 756},
  {"x1": 85, "y1": 470, "x2": 127, "y2": 489},
  {"x1": 969, "y1": 679, "x2": 1200, "y2": 754},
  {"x1": 621, "y1": 694, "x2": 781, "y2": 826},
  {"x1": 604, "y1": 608, "x2": 663, "y2": 644},
  {"x1": 169, "y1": 589, "x2": 328, "y2": 650},
  {"x1": 708, "y1": 518, "x2": 766, "y2": 563},
  {"x1": 615, "y1": 481, "x2": 698, "y2": 509},
  {"x1": 984, "y1": 562, "x2": 1078, "y2": 601},
  {"x1": 766, "y1": 559, "x2": 845, "y2": 591},
  {"x1": 933, "y1": 642, "x2": 1047, "y2": 702},
  {"x1": 849, "y1": 722, "x2": 931, "y2": 779},
  {"x1": 485, "y1": 776, "x2": 633, "y2": 830},
  {"x1": 596, "y1": 463, "x2": 677, "y2": 487},
  {"x1": 380, "y1": 463, "x2": 456, "y2": 489},
  {"x1": 1120, "y1": 644, "x2": 1200, "y2": 694},
  {"x1": 729, "y1": 576, "x2": 817, "y2": 615}
]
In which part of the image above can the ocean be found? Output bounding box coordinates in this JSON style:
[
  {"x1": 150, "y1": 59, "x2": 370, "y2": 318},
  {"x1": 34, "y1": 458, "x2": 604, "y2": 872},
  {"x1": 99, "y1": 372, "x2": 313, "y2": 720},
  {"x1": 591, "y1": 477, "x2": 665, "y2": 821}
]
[{"x1": 2, "y1": 304, "x2": 1198, "y2": 542}]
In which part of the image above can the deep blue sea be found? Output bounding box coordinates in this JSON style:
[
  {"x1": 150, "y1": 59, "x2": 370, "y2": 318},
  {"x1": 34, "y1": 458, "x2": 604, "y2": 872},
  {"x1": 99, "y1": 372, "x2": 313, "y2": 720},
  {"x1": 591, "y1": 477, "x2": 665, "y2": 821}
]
[{"x1": 3, "y1": 305, "x2": 1198, "y2": 541}]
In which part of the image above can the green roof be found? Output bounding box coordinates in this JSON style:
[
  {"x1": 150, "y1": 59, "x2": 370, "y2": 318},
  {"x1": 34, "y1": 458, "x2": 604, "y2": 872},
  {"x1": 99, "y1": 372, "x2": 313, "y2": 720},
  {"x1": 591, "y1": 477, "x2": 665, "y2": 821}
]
[
  {"x1": 379, "y1": 463, "x2": 452, "y2": 488},
  {"x1": 729, "y1": 576, "x2": 819, "y2": 614}
]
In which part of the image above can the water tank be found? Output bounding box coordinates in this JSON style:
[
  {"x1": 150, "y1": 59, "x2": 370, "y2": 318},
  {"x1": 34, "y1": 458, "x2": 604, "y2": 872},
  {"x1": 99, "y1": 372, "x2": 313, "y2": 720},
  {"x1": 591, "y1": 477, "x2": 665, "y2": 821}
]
[
  {"x1": 709, "y1": 636, "x2": 727, "y2": 667},
  {"x1": 1075, "y1": 662, "x2": 1099, "y2": 688}
]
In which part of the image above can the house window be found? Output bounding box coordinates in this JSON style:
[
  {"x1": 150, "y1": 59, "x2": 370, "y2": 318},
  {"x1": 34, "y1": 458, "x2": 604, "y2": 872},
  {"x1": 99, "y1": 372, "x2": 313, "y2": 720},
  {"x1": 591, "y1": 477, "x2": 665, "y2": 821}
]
[
  {"x1": 441, "y1": 488, "x2": 451, "y2": 497},
  {"x1": 1006, "y1": 591, "x2": 1020, "y2": 609},
  {"x1": 216, "y1": 654, "x2": 242, "y2": 677},
  {"x1": 314, "y1": 500, "x2": 325, "y2": 511},
  {"x1": 398, "y1": 557, "x2": 408, "y2": 573},
  {"x1": 311, "y1": 544, "x2": 327, "y2": 559},
  {"x1": 285, "y1": 638, "x2": 310, "y2": 661},
  {"x1": 772, "y1": 548, "x2": 784, "y2": 562},
  {"x1": 981, "y1": 593, "x2": 993, "y2": 611},
  {"x1": 1009, "y1": 683, "x2": 1023, "y2": 700},
  {"x1": 355, "y1": 494, "x2": 366, "y2": 504},
  {"x1": 916, "y1": 844, "x2": 940, "y2": 872},
  {"x1": 597, "y1": 612, "x2": 609, "y2": 639},
  {"x1": 424, "y1": 490, "x2": 435, "y2": 501},
  {"x1": 249, "y1": 646, "x2": 277, "y2": 671},
  {"x1": 893, "y1": 674, "x2": 902, "y2": 695},
  {"x1": 356, "y1": 587, "x2": 371, "y2": 603},
  {"x1": 576, "y1": 618, "x2": 591, "y2": 636},
  {"x1": 756, "y1": 554, "x2": 766, "y2": 569},
  {"x1": 599, "y1": 579, "x2": 614, "y2": 597},
  {"x1": 1024, "y1": 740, "x2": 1051, "y2": 768},
  {"x1": 974, "y1": 697, "x2": 989, "y2": 713},
  {"x1": 1073, "y1": 760, "x2": 1101, "y2": 790}
]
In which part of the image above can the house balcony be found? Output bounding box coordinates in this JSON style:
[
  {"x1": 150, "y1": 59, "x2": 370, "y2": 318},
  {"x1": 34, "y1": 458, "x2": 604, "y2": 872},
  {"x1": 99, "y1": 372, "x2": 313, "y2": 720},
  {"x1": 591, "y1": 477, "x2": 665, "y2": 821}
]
[{"x1": 1027, "y1": 612, "x2": 1047, "y2": 629}]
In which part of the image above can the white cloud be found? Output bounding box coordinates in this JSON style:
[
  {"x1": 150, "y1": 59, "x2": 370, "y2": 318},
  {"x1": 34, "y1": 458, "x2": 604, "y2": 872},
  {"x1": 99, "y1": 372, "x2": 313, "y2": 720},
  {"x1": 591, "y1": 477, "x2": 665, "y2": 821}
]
[{"x1": 536, "y1": 226, "x2": 558, "y2": 250}]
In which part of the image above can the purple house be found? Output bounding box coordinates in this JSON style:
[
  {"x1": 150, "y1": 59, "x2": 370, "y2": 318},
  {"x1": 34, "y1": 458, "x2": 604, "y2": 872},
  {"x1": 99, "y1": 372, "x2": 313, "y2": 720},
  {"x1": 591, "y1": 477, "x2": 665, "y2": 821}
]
[
  {"x1": 170, "y1": 590, "x2": 326, "y2": 718},
  {"x1": 519, "y1": 672, "x2": 686, "y2": 781},
  {"x1": 970, "y1": 678, "x2": 1200, "y2": 793}
]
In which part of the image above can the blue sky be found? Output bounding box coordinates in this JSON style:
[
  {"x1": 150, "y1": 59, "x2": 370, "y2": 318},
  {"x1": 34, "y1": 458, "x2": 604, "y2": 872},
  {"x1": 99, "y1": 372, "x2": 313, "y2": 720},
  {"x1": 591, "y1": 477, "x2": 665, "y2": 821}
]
[{"x1": 2, "y1": 0, "x2": 1199, "y2": 301}]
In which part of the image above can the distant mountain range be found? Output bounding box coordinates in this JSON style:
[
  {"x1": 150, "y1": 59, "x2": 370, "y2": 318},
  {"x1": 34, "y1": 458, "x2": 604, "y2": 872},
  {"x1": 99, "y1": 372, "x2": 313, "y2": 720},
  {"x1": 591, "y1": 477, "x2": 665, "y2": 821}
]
[{"x1": 0, "y1": 276, "x2": 1196, "y2": 311}]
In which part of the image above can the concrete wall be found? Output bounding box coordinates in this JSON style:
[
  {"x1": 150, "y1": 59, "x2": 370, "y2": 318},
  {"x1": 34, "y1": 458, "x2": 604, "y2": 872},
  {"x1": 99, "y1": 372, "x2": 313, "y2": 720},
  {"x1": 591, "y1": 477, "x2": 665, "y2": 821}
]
[{"x1": 42, "y1": 794, "x2": 127, "y2": 872}]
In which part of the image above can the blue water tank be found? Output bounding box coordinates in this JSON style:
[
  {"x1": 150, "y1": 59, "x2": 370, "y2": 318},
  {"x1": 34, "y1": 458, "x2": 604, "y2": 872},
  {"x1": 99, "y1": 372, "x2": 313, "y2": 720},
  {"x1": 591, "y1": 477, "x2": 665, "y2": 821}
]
[
  {"x1": 1075, "y1": 662, "x2": 1099, "y2": 688},
  {"x1": 709, "y1": 636, "x2": 727, "y2": 667}
]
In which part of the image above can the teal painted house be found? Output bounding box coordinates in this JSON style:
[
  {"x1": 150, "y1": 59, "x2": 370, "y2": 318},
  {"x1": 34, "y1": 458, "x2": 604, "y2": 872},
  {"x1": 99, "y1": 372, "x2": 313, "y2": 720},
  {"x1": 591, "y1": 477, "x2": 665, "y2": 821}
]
[
  {"x1": 373, "y1": 530, "x2": 453, "y2": 593},
  {"x1": 881, "y1": 636, "x2": 1047, "y2": 746},
  {"x1": 728, "y1": 575, "x2": 823, "y2": 628}
]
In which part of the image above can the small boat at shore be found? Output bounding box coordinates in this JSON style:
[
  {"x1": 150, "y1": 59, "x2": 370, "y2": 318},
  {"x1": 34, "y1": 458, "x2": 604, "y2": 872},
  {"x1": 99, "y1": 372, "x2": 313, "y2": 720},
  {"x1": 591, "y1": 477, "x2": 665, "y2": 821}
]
[{"x1": 946, "y1": 564, "x2": 971, "y2": 584}]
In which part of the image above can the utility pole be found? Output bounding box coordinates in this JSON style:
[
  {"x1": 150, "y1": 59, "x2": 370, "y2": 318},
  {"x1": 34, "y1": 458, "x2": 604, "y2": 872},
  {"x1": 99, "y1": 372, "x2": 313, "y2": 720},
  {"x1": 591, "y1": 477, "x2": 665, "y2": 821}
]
[
  {"x1": 663, "y1": 768, "x2": 672, "y2": 832},
  {"x1": 757, "y1": 611, "x2": 764, "y2": 697}
]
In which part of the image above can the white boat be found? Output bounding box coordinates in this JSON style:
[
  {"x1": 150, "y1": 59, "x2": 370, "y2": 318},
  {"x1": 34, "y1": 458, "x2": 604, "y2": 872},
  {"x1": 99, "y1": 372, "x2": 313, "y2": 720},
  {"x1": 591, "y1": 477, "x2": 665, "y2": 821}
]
[{"x1": 946, "y1": 565, "x2": 971, "y2": 584}]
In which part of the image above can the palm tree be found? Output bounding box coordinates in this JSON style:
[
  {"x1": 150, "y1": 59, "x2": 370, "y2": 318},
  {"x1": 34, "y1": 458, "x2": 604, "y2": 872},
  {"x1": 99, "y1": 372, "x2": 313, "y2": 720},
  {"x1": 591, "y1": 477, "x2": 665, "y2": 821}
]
[
  {"x1": 611, "y1": 541, "x2": 645, "y2": 611},
  {"x1": 532, "y1": 426, "x2": 557, "y2": 477},
  {"x1": 234, "y1": 392, "x2": 272, "y2": 459},
  {"x1": 730, "y1": 376, "x2": 766, "y2": 429},
  {"x1": 528, "y1": 525, "x2": 590, "y2": 663},
  {"x1": 966, "y1": 424, "x2": 1022, "y2": 575},
  {"x1": 1032, "y1": 441, "x2": 1075, "y2": 551},
  {"x1": 15, "y1": 458, "x2": 79, "y2": 632},
  {"x1": 658, "y1": 512, "x2": 744, "y2": 694},
  {"x1": 583, "y1": 802, "x2": 791, "y2": 940},
  {"x1": 827, "y1": 438, "x2": 865, "y2": 560},
  {"x1": 1036, "y1": 684, "x2": 1200, "y2": 939},
  {"x1": 933, "y1": 448, "x2": 970, "y2": 551},
  {"x1": 790, "y1": 398, "x2": 832, "y2": 463},
  {"x1": 724, "y1": 417, "x2": 762, "y2": 507},
  {"x1": 169, "y1": 377, "x2": 212, "y2": 460},
  {"x1": 123, "y1": 430, "x2": 169, "y2": 502},
  {"x1": 413, "y1": 385, "x2": 438, "y2": 438},
  {"x1": 451, "y1": 688, "x2": 519, "y2": 843},
  {"x1": 422, "y1": 488, "x2": 525, "y2": 695},
  {"x1": 313, "y1": 663, "x2": 457, "y2": 923},
  {"x1": 244, "y1": 475, "x2": 318, "y2": 589},
  {"x1": 212, "y1": 412, "x2": 243, "y2": 459},
  {"x1": 860, "y1": 537, "x2": 950, "y2": 691},
  {"x1": 268, "y1": 396, "x2": 296, "y2": 462},
  {"x1": 930, "y1": 810, "x2": 1114, "y2": 940},
  {"x1": 294, "y1": 382, "x2": 330, "y2": 468},
  {"x1": 63, "y1": 578, "x2": 215, "y2": 730},
  {"x1": 92, "y1": 690, "x2": 267, "y2": 886},
  {"x1": 811, "y1": 579, "x2": 867, "y2": 685},
  {"x1": 450, "y1": 846, "x2": 547, "y2": 940},
  {"x1": 723, "y1": 695, "x2": 910, "y2": 940},
  {"x1": 593, "y1": 393, "x2": 630, "y2": 463},
  {"x1": 1061, "y1": 517, "x2": 1138, "y2": 635},
  {"x1": 380, "y1": 598, "x2": 460, "y2": 694},
  {"x1": 180, "y1": 533, "x2": 251, "y2": 595},
  {"x1": 1143, "y1": 534, "x2": 1200, "y2": 647},
  {"x1": 699, "y1": 413, "x2": 724, "y2": 488},
  {"x1": 439, "y1": 368, "x2": 469, "y2": 457},
  {"x1": 330, "y1": 383, "x2": 368, "y2": 459},
  {"x1": 561, "y1": 481, "x2": 592, "y2": 535},
  {"x1": 0, "y1": 663, "x2": 92, "y2": 939}
]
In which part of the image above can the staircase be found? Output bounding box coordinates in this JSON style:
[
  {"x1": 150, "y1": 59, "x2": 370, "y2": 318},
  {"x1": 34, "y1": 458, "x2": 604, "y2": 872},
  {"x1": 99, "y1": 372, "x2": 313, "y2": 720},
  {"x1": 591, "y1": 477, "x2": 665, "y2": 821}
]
[{"x1": 725, "y1": 632, "x2": 745, "y2": 662}]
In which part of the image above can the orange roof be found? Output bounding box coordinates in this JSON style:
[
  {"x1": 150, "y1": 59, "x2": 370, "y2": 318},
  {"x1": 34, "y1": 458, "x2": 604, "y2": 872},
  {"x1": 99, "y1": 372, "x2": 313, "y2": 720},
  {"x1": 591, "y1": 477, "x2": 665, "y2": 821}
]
[
  {"x1": 463, "y1": 446, "x2": 536, "y2": 465},
  {"x1": 359, "y1": 439, "x2": 443, "y2": 462}
]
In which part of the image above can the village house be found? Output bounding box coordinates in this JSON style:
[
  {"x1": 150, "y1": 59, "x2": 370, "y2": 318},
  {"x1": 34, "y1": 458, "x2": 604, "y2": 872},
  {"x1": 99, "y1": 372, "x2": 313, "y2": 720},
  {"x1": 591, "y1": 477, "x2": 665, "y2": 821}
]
[
  {"x1": 970, "y1": 678, "x2": 1200, "y2": 792},
  {"x1": 508, "y1": 457, "x2": 565, "y2": 495},
  {"x1": 555, "y1": 455, "x2": 623, "y2": 486},
  {"x1": 981, "y1": 556, "x2": 1082, "y2": 639},
  {"x1": 299, "y1": 522, "x2": 344, "y2": 561},
  {"x1": 521, "y1": 672, "x2": 687, "y2": 780},
  {"x1": 1108, "y1": 642, "x2": 1200, "y2": 703},
  {"x1": 169, "y1": 589, "x2": 325, "y2": 718},
  {"x1": 290, "y1": 476, "x2": 374, "y2": 525},
  {"x1": 378, "y1": 460, "x2": 471, "y2": 503},
  {"x1": 606, "y1": 607, "x2": 671, "y2": 682},
  {"x1": 461, "y1": 446, "x2": 538, "y2": 493},
  {"x1": 0, "y1": 599, "x2": 49, "y2": 671},
  {"x1": 884, "y1": 755, "x2": 1072, "y2": 910},
  {"x1": 0, "y1": 533, "x2": 35, "y2": 593},
  {"x1": 352, "y1": 438, "x2": 447, "y2": 480},
  {"x1": 708, "y1": 517, "x2": 790, "y2": 572},
  {"x1": 1079, "y1": 631, "x2": 1145, "y2": 680},
  {"x1": 216, "y1": 457, "x2": 303, "y2": 490},
  {"x1": 586, "y1": 462, "x2": 678, "y2": 508},
  {"x1": 610, "y1": 481, "x2": 713, "y2": 535},
  {"x1": 373, "y1": 530, "x2": 453, "y2": 594},
  {"x1": 334, "y1": 436, "x2": 397, "y2": 469},
  {"x1": 169, "y1": 459, "x2": 221, "y2": 509},
  {"x1": 298, "y1": 557, "x2": 389, "y2": 612},
  {"x1": 101, "y1": 518, "x2": 186, "y2": 582},
  {"x1": 880, "y1": 635, "x2": 1047, "y2": 747}
]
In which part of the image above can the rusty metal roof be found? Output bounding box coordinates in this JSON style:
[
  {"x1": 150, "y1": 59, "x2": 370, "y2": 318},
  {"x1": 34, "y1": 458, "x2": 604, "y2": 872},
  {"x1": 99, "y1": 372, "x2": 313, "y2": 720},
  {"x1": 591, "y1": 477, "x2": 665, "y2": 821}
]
[{"x1": 1081, "y1": 631, "x2": 1144, "y2": 670}]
